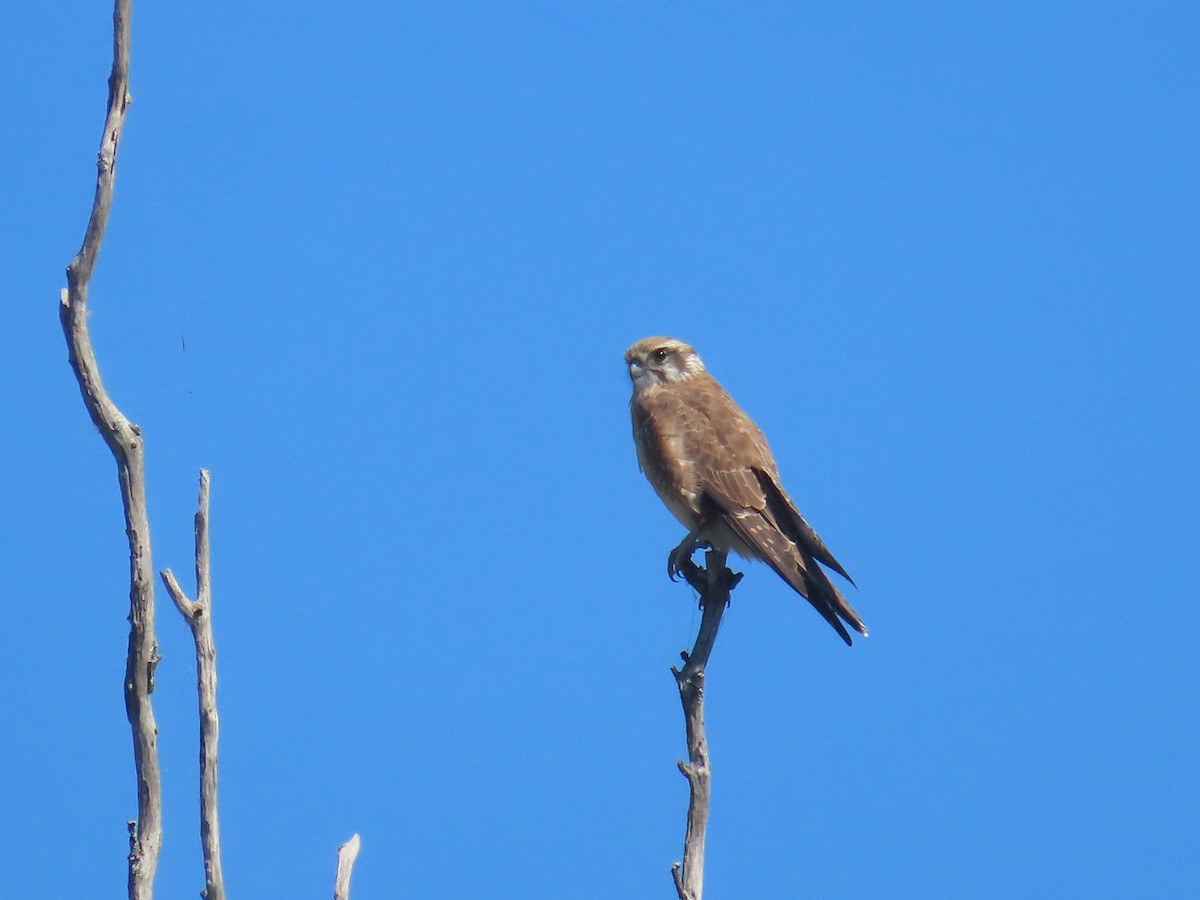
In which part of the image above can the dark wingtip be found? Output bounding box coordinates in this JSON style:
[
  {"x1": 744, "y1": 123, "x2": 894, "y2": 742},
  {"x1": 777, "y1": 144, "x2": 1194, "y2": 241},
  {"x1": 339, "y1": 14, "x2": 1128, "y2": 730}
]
[
  {"x1": 838, "y1": 619, "x2": 868, "y2": 646},
  {"x1": 826, "y1": 606, "x2": 855, "y2": 645},
  {"x1": 828, "y1": 559, "x2": 856, "y2": 588}
]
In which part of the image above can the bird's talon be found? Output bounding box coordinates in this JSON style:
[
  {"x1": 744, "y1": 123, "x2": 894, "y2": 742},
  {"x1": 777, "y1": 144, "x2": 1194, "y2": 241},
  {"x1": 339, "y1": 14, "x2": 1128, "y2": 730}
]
[{"x1": 667, "y1": 542, "x2": 696, "y2": 582}]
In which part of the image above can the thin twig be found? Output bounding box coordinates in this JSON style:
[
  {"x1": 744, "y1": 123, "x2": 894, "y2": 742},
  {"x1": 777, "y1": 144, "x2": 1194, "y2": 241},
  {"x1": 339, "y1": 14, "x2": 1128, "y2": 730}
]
[
  {"x1": 59, "y1": 3, "x2": 162, "y2": 899},
  {"x1": 162, "y1": 470, "x2": 225, "y2": 900},
  {"x1": 334, "y1": 834, "x2": 362, "y2": 900},
  {"x1": 670, "y1": 549, "x2": 741, "y2": 900}
]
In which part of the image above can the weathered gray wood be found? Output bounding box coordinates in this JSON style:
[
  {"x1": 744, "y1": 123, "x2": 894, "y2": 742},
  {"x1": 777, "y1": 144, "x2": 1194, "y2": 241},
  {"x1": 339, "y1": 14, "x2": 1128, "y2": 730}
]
[
  {"x1": 59, "y1": 3, "x2": 163, "y2": 898},
  {"x1": 334, "y1": 834, "x2": 362, "y2": 900},
  {"x1": 162, "y1": 470, "x2": 226, "y2": 900},
  {"x1": 670, "y1": 550, "x2": 740, "y2": 900}
]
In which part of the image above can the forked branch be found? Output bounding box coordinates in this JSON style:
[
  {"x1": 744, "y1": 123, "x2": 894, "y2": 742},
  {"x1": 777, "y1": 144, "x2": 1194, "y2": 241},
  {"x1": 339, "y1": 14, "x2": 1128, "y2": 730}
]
[
  {"x1": 670, "y1": 549, "x2": 741, "y2": 900},
  {"x1": 162, "y1": 470, "x2": 225, "y2": 900},
  {"x1": 59, "y1": 3, "x2": 163, "y2": 898}
]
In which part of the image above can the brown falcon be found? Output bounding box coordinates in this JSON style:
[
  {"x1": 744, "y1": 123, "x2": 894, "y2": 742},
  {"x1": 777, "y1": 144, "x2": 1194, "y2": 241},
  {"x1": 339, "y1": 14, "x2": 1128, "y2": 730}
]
[{"x1": 625, "y1": 336, "x2": 867, "y2": 645}]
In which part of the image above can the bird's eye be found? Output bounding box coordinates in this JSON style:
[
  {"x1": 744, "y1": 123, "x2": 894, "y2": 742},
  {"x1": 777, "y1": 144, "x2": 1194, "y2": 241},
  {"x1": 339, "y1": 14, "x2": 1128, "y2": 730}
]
[{"x1": 653, "y1": 348, "x2": 670, "y2": 362}]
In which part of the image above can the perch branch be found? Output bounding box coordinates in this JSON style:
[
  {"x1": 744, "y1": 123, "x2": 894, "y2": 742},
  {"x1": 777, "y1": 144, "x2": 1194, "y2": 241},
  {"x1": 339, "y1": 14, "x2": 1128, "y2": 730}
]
[
  {"x1": 670, "y1": 548, "x2": 741, "y2": 900},
  {"x1": 162, "y1": 470, "x2": 225, "y2": 900},
  {"x1": 59, "y1": 3, "x2": 164, "y2": 898},
  {"x1": 334, "y1": 834, "x2": 362, "y2": 900}
]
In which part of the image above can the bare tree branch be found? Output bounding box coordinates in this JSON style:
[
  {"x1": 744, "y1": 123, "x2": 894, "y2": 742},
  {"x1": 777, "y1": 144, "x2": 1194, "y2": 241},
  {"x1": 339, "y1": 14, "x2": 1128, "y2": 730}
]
[
  {"x1": 670, "y1": 549, "x2": 741, "y2": 900},
  {"x1": 59, "y1": 3, "x2": 163, "y2": 898},
  {"x1": 334, "y1": 834, "x2": 362, "y2": 900},
  {"x1": 162, "y1": 470, "x2": 225, "y2": 900}
]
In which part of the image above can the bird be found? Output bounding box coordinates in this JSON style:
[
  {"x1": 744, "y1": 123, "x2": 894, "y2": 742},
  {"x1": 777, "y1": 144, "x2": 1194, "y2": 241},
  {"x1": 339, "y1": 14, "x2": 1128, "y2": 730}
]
[{"x1": 625, "y1": 336, "x2": 867, "y2": 645}]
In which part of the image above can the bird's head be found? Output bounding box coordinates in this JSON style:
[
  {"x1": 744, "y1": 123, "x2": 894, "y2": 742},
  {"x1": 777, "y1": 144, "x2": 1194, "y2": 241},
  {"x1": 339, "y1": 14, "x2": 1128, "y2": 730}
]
[{"x1": 625, "y1": 336, "x2": 705, "y2": 393}]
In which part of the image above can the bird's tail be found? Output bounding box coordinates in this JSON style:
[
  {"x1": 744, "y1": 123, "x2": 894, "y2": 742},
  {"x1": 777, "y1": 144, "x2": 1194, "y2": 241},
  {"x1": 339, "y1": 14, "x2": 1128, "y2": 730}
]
[
  {"x1": 798, "y1": 559, "x2": 868, "y2": 647},
  {"x1": 751, "y1": 530, "x2": 868, "y2": 645},
  {"x1": 718, "y1": 502, "x2": 868, "y2": 646}
]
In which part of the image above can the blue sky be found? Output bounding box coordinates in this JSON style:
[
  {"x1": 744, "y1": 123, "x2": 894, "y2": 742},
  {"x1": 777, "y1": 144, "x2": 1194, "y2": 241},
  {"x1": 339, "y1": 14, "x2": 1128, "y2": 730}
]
[{"x1": 3, "y1": 2, "x2": 1197, "y2": 897}]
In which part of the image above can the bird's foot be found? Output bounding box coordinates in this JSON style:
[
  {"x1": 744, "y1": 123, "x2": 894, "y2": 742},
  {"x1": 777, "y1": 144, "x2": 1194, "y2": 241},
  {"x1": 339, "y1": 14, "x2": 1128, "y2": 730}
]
[{"x1": 668, "y1": 535, "x2": 710, "y2": 585}]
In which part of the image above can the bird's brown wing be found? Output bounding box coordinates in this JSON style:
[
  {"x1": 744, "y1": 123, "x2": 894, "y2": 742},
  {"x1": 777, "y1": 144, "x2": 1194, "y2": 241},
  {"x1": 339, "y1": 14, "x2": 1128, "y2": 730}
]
[
  {"x1": 713, "y1": 491, "x2": 866, "y2": 645},
  {"x1": 757, "y1": 471, "x2": 856, "y2": 586},
  {"x1": 680, "y1": 375, "x2": 867, "y2": 644}
]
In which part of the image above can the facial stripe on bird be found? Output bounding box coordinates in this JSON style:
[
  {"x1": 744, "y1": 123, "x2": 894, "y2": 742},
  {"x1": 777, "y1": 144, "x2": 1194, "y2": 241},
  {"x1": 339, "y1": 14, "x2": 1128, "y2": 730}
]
[{"x1": 625, "y1": 336, "x2": 706, "y2": 392}]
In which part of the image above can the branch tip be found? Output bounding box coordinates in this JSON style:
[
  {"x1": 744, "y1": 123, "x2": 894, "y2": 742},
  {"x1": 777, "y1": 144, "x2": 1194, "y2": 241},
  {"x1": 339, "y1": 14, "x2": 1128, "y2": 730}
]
[
  {"x1": 672, "y1": 862, "x2": 687, "y2": 899},
  {"x1": 334, "y1": 833, "x2": 363, "y2": 900}
]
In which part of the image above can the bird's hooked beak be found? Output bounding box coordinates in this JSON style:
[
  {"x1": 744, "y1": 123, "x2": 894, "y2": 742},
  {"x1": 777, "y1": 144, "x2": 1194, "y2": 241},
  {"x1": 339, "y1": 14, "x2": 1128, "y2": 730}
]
[{"x1": 627, "y1": 359, "x2": 657, "y2": 393}]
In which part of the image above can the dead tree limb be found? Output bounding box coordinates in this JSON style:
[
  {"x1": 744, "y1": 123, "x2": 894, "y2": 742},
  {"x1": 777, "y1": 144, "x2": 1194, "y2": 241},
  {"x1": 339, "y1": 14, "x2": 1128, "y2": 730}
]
[
  {"x1": 670, "y1": 549, "x2": 741, "y2": 900},
  {"x1": 162, "y1": 470, "x2": 225, "y2": 900},
  {"x1": 334, "y1": 834, "x2": 363, "y2": 900},
  {"x1": 59, "y1": 3, "x2": 163, "y2": 898}
]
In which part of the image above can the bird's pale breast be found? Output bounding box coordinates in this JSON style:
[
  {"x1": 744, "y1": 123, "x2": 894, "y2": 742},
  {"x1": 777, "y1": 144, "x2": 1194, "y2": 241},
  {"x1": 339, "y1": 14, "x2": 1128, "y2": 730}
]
[{"x1": 631, "y1": 386, "x2": 704, "y2": 531}]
